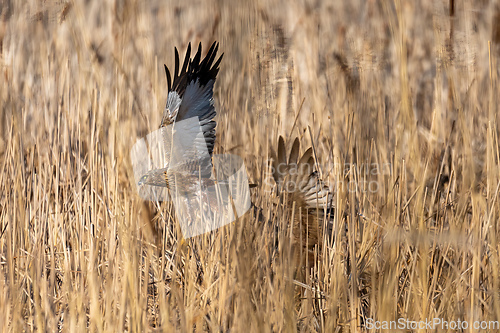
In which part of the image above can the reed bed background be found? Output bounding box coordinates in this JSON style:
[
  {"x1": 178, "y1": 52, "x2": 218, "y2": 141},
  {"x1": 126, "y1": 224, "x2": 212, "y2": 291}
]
[{"x1": 1, "y1": 0, "x2": 500, "y2": 331}]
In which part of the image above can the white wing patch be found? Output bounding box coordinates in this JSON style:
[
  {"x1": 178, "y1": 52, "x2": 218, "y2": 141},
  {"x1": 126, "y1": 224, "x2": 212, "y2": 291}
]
[{"x1": 161, "y1": 91, "x2": 182, "y2": 126}]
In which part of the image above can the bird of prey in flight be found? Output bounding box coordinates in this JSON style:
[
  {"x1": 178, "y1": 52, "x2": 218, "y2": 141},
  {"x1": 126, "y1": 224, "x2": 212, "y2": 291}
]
[
  {"x1": 135, "y1": 42, "x2": 252, "y2": 238},
  {"x1": 137, "y1": 42, "x2": 223, "y2": 191},
  {"x1": 136, "y1": 41, "x2": 332, "y2": 252}
]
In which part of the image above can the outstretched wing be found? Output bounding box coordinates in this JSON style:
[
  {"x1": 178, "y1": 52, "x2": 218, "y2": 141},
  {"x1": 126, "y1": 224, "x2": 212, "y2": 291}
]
[
  {"x1": 162, "y1": 42, "x2": 223, "y2": 165},
  {"x1": 270, "y1": 136, "x2": 330, "y2": 208}
]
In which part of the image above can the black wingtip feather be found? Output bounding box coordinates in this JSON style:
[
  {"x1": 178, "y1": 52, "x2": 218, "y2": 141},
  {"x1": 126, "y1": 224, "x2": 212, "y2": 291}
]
[
  {"x1": 174, "y1": 47, "x2": 180, "y2": 80},
  {"x1": 205, "y1": 42, "x2": 217, "y2": 63},
  {"x1": 191, "y1": 43, "x2": 202, "y2": 71},
  {"x1": 211, "y1": 53, "x2": 223, "y2": 76},
  {"x1": 164, "y1": 64, "x2": 171, "y2": 92},
  {"x1": 165, "y1": 41, "x2": 223, "y2": 97},
  {"x1": 180, "y1": 43, "x2": 191, "y2": 75}
]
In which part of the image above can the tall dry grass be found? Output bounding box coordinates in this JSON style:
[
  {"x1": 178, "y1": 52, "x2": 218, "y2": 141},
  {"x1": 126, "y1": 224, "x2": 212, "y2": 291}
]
[{"x1": 0, "y1": 0, "x2": 499, "y2": 331}]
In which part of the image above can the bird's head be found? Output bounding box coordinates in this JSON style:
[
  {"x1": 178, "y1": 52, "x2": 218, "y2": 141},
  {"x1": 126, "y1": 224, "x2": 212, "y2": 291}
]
[
  {"x1": 138, "y1": 174, "x2": 149, "y2": 186},
  {"x1": 137, "y1": 168, "x2": 169, "y2": 187}
]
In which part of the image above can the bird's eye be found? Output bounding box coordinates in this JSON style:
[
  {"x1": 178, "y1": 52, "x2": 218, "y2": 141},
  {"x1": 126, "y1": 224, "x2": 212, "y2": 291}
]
[{"x1": 139, "y1": 175, "x2": 148, "y2": 185}]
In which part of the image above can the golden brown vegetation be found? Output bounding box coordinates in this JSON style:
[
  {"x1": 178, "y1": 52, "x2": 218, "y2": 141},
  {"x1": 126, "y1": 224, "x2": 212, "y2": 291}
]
[{"x1": 1, "y1": 0, "x2": 500, "y2": 331}]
